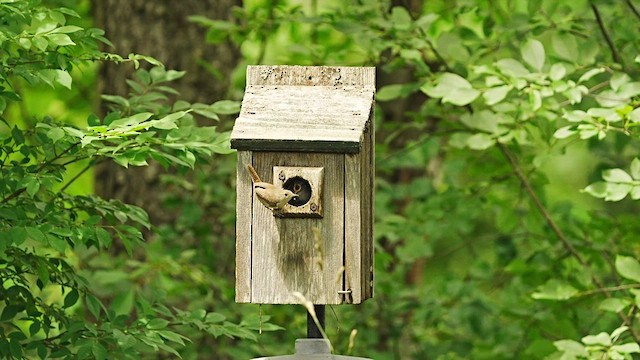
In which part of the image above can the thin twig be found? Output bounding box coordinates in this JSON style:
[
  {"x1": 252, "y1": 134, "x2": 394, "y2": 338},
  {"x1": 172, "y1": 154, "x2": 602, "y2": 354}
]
[
  {"x1": 625, "y1": 0, "x2": 640, "y2": 21},
  {"x1": 577, "y1": 284, "x2": 640, "y2": 297},
  {"x1": 590, "y1": 1, "x2": 622, "y2": 64},
  {"x1": 59, "y1": 161, "x2": 93, "y2": 193},
  {"x1": 498, "y1": 144, "x2": 593, "y2": 276},
  {"x1": 498, "y1": 143, "x2": 640, "y2": 342},
  {"x1": 1, "y1": 141, "x2": 80, "y2": 204}
]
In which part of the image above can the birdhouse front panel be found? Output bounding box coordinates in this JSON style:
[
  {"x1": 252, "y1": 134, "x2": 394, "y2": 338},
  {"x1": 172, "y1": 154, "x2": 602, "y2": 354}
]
[{"x1": 232, "y1": 65, "x2": 374, "y2": 305}]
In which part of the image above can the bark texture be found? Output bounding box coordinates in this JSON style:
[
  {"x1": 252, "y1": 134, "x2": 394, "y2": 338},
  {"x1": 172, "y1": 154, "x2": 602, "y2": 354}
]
[{"x1": 92, "y1": 0, "x2": 241, "y2": 226}]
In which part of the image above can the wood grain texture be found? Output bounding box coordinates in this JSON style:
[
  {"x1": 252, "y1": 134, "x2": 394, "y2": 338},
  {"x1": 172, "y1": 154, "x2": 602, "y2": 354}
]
[
  {"x1": 344, "y1": 112, "x2": 374, "y2": 304},
  {"x1": 363, "y1": 111, "x2": 375, "y2": 300},
  {"x1": 231, "y1": 86, "x2": 374, "y2": 152},
  {"x1": 231, "y1": 66, "x2": 375, "y2": 153},
  {"x1": 251, "y1": 153, "x2": 344, "y2": 304},
  {"x1": 246, "y1": 65, "x2": 375, "y2": 87},
  {"x1": 235, "y1": 151, "x2": 253, "y2": 302}
]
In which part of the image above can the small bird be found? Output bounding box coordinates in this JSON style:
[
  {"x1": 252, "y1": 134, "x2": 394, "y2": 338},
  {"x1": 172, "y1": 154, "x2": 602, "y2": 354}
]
[{"x1": 247, "y1": 164, "x2": 297, "y2": 215}]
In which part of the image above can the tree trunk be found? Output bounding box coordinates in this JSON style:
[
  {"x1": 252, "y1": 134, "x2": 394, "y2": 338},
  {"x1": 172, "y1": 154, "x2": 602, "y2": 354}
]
[{"x1": 92, "y1": 0, "x2": 241, "y2": 226}]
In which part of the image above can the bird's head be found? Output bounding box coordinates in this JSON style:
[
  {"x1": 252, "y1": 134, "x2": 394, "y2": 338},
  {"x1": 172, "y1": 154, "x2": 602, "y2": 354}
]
[{"x1": 283, "y1": 189, "x2": 298, "y2": 202}]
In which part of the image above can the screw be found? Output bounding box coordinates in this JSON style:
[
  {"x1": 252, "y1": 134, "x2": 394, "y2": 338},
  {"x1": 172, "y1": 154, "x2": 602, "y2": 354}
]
[
  {"x1": 279, "y1": 171, "x2": 286, "y2": 181},
  {"x1": 310, "y1": 203, "x2": 318, "y2": 212}
]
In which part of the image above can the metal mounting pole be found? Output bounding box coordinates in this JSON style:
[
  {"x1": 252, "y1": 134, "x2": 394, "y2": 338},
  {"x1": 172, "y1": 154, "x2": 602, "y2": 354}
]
[{"x1": 307, "y1": 305, "x2": 325, "y2": 338}]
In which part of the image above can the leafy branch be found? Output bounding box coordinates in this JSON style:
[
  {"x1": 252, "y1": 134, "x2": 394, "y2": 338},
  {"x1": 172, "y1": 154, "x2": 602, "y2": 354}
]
[{"x1": 498, "y1": 143, "x2": 640, "y2": 342}]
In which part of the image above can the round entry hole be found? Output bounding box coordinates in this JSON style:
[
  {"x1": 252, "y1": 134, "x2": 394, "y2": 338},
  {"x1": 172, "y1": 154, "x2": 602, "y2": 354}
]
[{"x1": 283, "y1": 176, "x2": 311, "y2": 206}]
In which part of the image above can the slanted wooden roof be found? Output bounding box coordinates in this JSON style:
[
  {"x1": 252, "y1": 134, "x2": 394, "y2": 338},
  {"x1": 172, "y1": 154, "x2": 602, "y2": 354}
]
[{"x1": 230, "y1": 66, "x2": 375, "y2": 153}]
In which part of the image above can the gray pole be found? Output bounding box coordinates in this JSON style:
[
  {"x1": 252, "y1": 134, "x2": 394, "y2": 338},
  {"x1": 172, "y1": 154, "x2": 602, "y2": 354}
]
[{"x1": 307, "y1": 305, "x2": 325, "y2": 338}]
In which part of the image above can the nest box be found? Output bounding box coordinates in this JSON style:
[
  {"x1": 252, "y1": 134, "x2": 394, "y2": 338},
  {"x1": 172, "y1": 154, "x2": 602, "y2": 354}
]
[{"x1": 231, "y1": 65, "x2": 375, "y2": 305}]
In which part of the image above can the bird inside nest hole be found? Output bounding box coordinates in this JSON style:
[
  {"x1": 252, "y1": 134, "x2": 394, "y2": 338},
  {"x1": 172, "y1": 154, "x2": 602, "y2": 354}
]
[{"x1": 283, "y1": 176, "x2": 312, "y2": 207}]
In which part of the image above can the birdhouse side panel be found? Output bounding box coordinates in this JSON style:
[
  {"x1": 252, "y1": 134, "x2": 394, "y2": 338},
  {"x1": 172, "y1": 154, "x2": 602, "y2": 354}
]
[
  {"x1": 344, "y1": 123, "x2": 374, "y2": 304},
  {"x1": 363, "y1": 119, "x2": 374, "y2": 300},
  {"x1": 250, "y1": 152, "x2": 344, "y2": 304},
  {"x1": 235, "y1": 150, "x2": 253, "y2": 303}
]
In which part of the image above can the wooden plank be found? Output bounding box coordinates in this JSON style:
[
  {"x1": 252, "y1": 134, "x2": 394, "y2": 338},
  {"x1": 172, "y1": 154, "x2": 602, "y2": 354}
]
[
  {"x1": 344, "y1": 152, "x2": 362, "y2": 304},
  {"x1": 231, "y1": 86, "x2": 374, "y2": 151},
  {"x1": 232, "y1": 123, "x2": 363, "y2": 143},
  {"x1": 251, "y1": 152, "x2": 344, "y2": 304},
  {"x1": 344, "y1": 113, "x2": 375, "y2": 304},
  {"x1": 363, "y1": 114, "x2": 375, "y2": 301},
  {"x1": 247, "y1": 65, "x2": 375, "y2": 87},
  {"x1": 235, "y1": 151, "x2": 253, "y2": 303}
]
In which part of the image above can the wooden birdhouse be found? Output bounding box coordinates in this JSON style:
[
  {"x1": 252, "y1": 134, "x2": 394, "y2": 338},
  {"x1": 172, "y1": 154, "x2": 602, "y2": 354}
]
[{"x1": 231, "y1": 65, "x2": 375, "y2": 305}]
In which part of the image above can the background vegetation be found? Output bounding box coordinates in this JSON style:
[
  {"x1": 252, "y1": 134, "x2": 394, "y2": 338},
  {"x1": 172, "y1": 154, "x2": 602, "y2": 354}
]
[{"x1": 2, "y1": 0, "x2": 640, "y2": 359}]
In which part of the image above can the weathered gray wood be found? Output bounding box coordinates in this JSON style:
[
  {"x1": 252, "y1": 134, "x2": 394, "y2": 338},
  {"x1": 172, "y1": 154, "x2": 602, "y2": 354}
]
[
  {"x1": 363, "y1": 115, "x2": 374, "y2": 300},
  {"x1": 247, "y1": 65, "x2": 375, "y2": 87},
  {"x1": 251, "y1": 152, "x2": 344, "y2": 304},
  {"x1": 344, "y1": 152, "x2": 362, "y2": 304},
  {"x1": 235, "y1": 150, "x2": 253, "y2": 303},
  {"x1": 230, "y1": 67, "x2": 375, "y2": 153},
  {"x1": 273, "y1": 166, "x2": 324, "y2": 218},
  {"x1": 233, "y1": 65, "x2": 375, "y2": 305},
  {"x1": 344, "y1": 115, "x2": 374, "y2": 304}
]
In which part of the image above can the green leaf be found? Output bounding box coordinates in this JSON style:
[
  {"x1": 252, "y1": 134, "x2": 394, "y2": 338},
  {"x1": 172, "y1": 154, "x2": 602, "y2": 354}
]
[
  {"x1": 158, "y1": 330, "x2": 189, "y2": 345},
  {"x1": 95, "y1": 227, "x2": 112, "y2": 248},
  {"x1": 46, "y1": 33, "x2": 75, "y2": 46},
  {"x1": 92, "y1": 342, "x2": 108, "y2": 360},
  {"x1": 587, "y1": 108, "x2": 621, "y2": 122},
  {"x1": 377, "y1": 84, "x2": 408, "y2": 101},
  {"x1": 604, "y1": 183, "x2": 633, "y2": 201},
  {"x1": 47, "y1": 127, "x2": 65, "y2": 143},
  {"x1": 85, "y1": 293, "x2": 103, "y2": 318},
  {"x1": 25, "y1": 226, "x2": 46, "y2": 242},
  {"x1": 25, "y1": 177, "x2": 40, "y2": 197},
  {"x1": 466, "y1": 133, "x2": 495, "y2": 150},
  {"x1": 63, "y1": 289, "x2": 79, "y2": 308},
  {"x1": 108, "y1": 112, "x2": 153, "y2": 129},
  {"x1": 553, "y1": 125, "x2": 576, "y2": 139},
  {"x1": 483, "y1": 85, "x2": 512, "y2": 105},
  {"x1": 55, "y1": 70, "x2": 72, "y2": 89},
  {"x1": 521, "y1": 38, "x2": 545, "y2": 71},
  {"x1": 629, "y1": 108, "x2": 640, "y2": 123},
  {"x1": 12, "y1": 126, "x2": 25, "y2": 144},
  {"x1": 495, "y1": 59, "x2": 529, "y2": 77},
  {"x1": 9, "y1": 338, "x2": 23, "y2": 358},
  {"x1": 553, "y1": 339, "x2": 588, "y2": 358},
  {"x1": 391, "y1": 6, "x2": 412, "y2": 31},
  {"x1": 581, "y1": 332, "x2": 611, "y2": 346},
  {"x1": 549, "y1": 63, "x2": 566, "y2": 80},
  {"x1": 578, "y1": 68, "x2": 605, "y2": 83},
  {"x1": 630, "y1": 158, "x2": 640, "y2": 179},
  {"x1": 532, "y1": 279, "x2": 578, "y2": 300},
  {"x1": 151, "y1": 111, "x2": 187, "y2": 130},
  {"x1": 147, "y1": 318, "x2": 169, "y2": 330},
  {"x1": 210, "y1": 100, "x2": 241, "y2": 115},
  {"x1": 552, "y1": 32, "x2": 578, "y2": 62},
  {"x1": 611, "y1": 343, "x2": 640, "y2": 354},
  {"x1": 611, "y1": 326, "x2": 630, "y2": 341},
  {"x1": 602, "y1": 169, "x2": 632, "y2": 183},
  {"x1": 422, "y1": 72, "x2": 480, "y2": 106},
  {"x1": 1, "y1": 305, "x2": 22, "y2": 321},
  {"x1": 529, "y1": 89, "x2": 542, "y2": 111},
  {"x1": 205, "y1": 312, "x2": 226, "y2": 323},
  {"x1": 110, "y1": 289, "x2": 135, "y2": 316},
  {"x1": 51, "y1": 25, "x2": 83, "y2": 34},
  {"x1": 615, "y1": 255, "x2": 640, "y2": 283},
  {"x1": 598, "y1": 298, "x2": 629, "y2": 313}
]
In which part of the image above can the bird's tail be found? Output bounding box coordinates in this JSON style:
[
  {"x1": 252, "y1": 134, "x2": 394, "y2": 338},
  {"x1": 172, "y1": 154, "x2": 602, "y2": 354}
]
[{"x1": 247, "y1": 163, "x2": 261, "y2": 183}]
